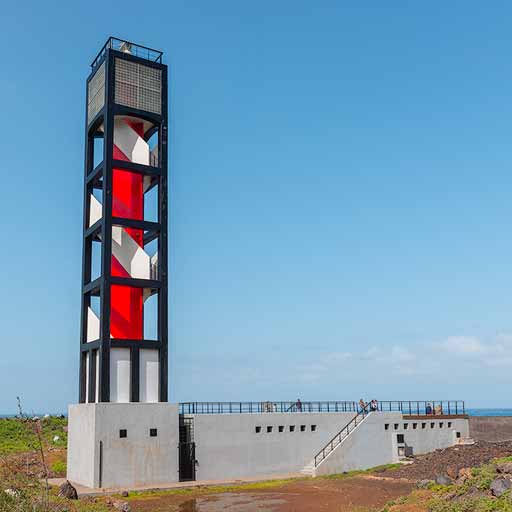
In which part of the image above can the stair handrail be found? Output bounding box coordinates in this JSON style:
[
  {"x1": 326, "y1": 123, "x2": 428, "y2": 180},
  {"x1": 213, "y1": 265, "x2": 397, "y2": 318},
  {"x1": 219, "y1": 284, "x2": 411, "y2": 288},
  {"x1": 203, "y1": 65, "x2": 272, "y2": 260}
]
[{"x1": 313, "y1": 409, "x2": 369, "y2": 467}]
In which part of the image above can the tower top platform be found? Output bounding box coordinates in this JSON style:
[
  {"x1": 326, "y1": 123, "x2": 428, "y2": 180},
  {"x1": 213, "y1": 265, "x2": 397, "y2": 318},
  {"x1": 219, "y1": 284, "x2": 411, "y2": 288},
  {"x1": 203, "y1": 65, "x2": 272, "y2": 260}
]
[{"x1": 91, "y1": 37, "x2": 163, "y2": 70}]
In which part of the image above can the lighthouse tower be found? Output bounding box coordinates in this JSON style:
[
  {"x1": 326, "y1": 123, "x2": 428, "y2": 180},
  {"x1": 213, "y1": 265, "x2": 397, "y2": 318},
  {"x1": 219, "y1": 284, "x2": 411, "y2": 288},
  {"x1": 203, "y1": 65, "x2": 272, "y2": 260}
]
[
  {"x1": 79, "y1": 38, "x2": 168, "y2": 404},
  {"x1": 68, "y1": 39, "x2": 178, "y2": 490}
]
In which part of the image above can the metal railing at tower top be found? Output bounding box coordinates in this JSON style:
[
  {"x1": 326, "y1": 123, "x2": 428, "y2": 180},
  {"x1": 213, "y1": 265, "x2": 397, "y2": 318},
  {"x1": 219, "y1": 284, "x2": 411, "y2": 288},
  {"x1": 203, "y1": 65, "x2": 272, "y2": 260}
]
[
  {"x1": 179, "y1": 401, "x2": 358, "y2": 415},
  {"x1": 91, "y1": 37, "x2": 163, "y2": 69},
  {"x1": 178, "y1": 400, "x2": 466, "y2": 416},
  {"x1": 376, "y1": 400, "x2": 465, "y2": 416}
]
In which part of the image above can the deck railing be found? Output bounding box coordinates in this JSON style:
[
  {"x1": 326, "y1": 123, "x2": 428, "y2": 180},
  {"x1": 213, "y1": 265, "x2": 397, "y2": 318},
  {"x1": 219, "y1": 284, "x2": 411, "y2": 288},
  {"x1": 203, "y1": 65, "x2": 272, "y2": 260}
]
[
  {"x1": 179, "y1": 400, "x2": 465, "y2": 416},
  {"x1": 179, "y1": 401, "x2": 358, "y2": 415},
  {"x1": 376, "y1": 400, "x2": 465, "y2": 416}
]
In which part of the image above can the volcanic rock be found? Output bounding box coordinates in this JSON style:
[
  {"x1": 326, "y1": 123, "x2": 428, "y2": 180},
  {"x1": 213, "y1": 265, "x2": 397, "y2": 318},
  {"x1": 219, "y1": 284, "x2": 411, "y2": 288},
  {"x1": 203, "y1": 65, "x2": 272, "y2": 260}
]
[
  {"x1": 58, "y1": 480, "x2": 78, "y2": 500},
  {"x1": 435, "y1": 474, "x2": 453, "y2": 486},
  {"x1": 490, "y1": 476, "x2": 511, "y2": 497}
]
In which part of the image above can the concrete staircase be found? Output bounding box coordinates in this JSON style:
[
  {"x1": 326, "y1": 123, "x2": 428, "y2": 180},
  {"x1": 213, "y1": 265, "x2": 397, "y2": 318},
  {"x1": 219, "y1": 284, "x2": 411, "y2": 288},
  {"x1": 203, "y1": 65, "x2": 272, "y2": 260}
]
[
  {"x1": 300, "y1": 462, "x2": 316, "y2": 477},
  {"x1": 456, "y1": 437, "x2": 475, "y2": 446},
  {"x1": 301, "y1": 411, "x2": 370, "y2": 477}
]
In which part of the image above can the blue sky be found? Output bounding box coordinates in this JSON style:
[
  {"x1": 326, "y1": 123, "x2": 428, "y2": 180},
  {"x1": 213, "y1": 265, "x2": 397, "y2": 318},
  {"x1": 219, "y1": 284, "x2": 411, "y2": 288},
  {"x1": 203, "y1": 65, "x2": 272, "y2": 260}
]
[{"x1": 2, "y1": 1, "x2": 512, "y2": 413}]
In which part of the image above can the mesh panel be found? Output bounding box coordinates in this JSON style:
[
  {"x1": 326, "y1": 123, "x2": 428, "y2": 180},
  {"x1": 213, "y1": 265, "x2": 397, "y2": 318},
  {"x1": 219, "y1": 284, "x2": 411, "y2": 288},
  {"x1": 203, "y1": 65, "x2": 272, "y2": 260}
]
[
  {"x1": 115, "y1": 58, "x2": 162, "y2": 115},
  {"x1": 87, "y1": 62, "x2": 105, "y2": 124}
]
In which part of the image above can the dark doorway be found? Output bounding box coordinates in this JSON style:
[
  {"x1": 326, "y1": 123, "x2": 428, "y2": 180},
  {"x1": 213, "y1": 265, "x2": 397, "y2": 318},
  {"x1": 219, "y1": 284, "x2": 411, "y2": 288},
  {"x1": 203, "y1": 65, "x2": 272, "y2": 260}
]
[{"x1": 179, "y1": 416, "x2": 196, "y2": 481}]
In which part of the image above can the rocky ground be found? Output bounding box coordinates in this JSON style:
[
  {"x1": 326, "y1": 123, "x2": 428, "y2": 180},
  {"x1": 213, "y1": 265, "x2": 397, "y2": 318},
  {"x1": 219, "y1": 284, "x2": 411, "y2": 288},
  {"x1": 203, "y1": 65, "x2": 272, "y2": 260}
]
[{"x1": 386, "y1": 440, "x2": 512, "y2": 481}]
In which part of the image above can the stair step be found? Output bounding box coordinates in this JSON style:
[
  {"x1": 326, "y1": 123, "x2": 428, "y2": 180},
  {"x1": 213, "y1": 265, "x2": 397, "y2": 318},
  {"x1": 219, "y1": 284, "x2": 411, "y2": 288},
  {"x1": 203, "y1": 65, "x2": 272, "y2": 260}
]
[{"x1": 456, "y1": 437, "x2": 475, "y2": 445}]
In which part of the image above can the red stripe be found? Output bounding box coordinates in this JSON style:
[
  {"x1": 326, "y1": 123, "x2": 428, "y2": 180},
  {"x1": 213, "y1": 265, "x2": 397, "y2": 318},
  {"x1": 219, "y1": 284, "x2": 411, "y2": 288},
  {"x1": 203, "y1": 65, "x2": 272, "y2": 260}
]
[{"x1": 110, "y1": 119, "x2": 144, "y2": 339}]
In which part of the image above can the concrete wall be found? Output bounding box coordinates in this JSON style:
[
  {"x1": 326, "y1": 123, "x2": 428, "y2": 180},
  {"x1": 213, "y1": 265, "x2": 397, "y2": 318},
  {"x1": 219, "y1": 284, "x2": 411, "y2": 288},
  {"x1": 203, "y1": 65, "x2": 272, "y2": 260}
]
[
  {"x1": 396, "y1": 417, "x2": 470, "y2": 456},
  {"x1": 67, "y1": 403, "x2": 179, "y2": 489},
  {"x1": 67, "y1": 404, "x2": 97, "y2": 487},
  {"x1": 315, "y1": 412, "x2": 400, "y2": 476},
  {"x1": 469, "y1": 416, "x2": 512, "y2": 442},
  {"x1": 315, "y1": 414, "x2": 470, "y2": 476},
  {"x1": 191, "y1": 412, "x2": 355, "y2": 480}
]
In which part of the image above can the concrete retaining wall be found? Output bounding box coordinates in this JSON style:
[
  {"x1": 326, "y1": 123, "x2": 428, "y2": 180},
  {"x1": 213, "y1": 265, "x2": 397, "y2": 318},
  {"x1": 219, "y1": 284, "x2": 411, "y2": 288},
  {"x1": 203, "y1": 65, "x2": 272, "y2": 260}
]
[
  {"x1": 469, "y1": 416, "x2": 512, "y2": 442},
  {"x1": 191, "y1": 412, "x2": 355, "y2": 480}
]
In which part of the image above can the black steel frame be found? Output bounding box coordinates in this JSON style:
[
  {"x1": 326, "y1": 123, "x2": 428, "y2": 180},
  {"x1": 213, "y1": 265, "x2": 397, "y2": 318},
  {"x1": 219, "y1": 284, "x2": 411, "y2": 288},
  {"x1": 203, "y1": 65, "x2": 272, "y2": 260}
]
[{"x1": 79, "y1": 41, "x2": 168, "y2": 403}]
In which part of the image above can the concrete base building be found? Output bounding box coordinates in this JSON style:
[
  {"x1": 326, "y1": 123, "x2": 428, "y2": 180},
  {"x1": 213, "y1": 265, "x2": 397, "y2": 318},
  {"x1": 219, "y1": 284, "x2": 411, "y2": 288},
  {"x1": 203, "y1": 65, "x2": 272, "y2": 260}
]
[
  {"x1": 67, "y1": 38, "x2": 471, "y2": 490},
  {"x1": 67, "y1": 400, "x2": 470, "y2": 489}
]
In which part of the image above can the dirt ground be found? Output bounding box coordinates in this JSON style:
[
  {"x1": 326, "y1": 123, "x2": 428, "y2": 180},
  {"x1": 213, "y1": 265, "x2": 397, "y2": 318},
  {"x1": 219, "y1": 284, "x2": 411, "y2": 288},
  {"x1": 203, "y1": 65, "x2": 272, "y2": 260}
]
[
  {"x1": 5, "y1": 437, "x2": 512, "y2": 511},
  {"x1": 127, "y1": 440, "x2": 512, "y2": 512},
  {"x1": 129, "y1": 476, "x2": 415, "y2": 512}
]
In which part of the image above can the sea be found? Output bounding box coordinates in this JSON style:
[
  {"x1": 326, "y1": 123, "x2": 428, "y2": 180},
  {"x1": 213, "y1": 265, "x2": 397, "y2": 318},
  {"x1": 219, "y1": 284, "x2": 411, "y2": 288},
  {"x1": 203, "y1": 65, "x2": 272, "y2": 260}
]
[
  {"x1": 1, "y1": 409, "x2": 512, "y2": 418},
  {"x1": 466, "y1": 409, "x2": 512, "y2": 417}
]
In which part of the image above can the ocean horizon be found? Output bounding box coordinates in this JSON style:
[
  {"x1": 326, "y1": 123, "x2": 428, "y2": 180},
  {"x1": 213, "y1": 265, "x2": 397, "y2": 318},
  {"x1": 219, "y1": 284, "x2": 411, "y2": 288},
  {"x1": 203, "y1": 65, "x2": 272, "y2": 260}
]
[
  {"x1": 1, "y1": 408, "x2": 512, "y2": 418},
  {"x1": 466, "y1": 409, "x2": 512, "y2": 416}
]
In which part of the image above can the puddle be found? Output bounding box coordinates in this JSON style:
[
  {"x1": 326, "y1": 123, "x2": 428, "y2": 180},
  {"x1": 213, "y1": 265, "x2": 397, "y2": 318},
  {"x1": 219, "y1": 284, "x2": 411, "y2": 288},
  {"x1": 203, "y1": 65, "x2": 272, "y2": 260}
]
[{"x1": 178, "y1": 492, "x2": 286, "y2": 511}]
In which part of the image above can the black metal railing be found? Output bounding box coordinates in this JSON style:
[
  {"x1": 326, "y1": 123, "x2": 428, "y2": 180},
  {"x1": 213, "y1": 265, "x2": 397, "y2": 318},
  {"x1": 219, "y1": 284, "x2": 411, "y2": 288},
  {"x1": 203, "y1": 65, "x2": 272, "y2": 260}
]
[
  {"x1": 91, "y1": 37, "x2": 163, "y2": 70},
  {"x1": 375, "y1": 400, "x2": 465, "y2": 416},
  {"x1": 179, "y1": 401, "x2": 358, "y2": 415},
  {"x1": 314, "y1": 409, "x2": 368, "y2": 467},
  {"x1": 178, "y1": 400, "x2": 466, "y2": 416}
]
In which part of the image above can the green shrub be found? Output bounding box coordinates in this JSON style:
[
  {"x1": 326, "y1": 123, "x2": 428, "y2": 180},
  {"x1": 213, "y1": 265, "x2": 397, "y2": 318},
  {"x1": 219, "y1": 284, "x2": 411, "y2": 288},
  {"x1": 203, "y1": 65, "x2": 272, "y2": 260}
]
[
  {"x1": 429, "y1": 496, "x2": 512, "y2": 512},
  {"x1": 0, "y1": 417, "x2": 67, "y2": 455},
  {"x1": 470, "y1": 463, "x2": 499, "y2": 491},
  {"x1": 50, "y1": 461, "x2": 66, "y2": 475}
]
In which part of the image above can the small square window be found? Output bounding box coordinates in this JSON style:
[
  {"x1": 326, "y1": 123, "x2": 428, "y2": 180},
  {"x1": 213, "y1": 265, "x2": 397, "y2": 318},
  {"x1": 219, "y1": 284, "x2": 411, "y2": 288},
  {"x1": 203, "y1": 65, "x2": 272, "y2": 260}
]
[
  {"x1": 300, "y1": 425, "x2": 306, "y2": 432},
  {"x1": 404, "y1": 423, "x2": 408, "y2": 430},
  {"x1": 311, "y1": 425, "x2": 317, "y2": 432},
  {"x1": 255, "y1": 426, "x2": 261, "y2": 433},
  {"x1": 439, "y1": 422, "x2": 444, "y2": 428},
  {"x1": 267, "y1": 426, "x2": 273, "y2": 433},
  {"x1": 397, "y1": 434, "x2": 405, "y2": 443},
  {"x1": 150, "y1": 428, "x2": 157, "y2": 437},
  {"x1": 278, "y1": 425, "x2": 284, "y2": 433},
  {"x1": 431, "y1": 422, "x2": 435, "y2": 429},
  {"x1": 394, "y1": 423, "x2": 399, "y2": 430},
  {"x1": 448, "y1": 422, "x2": 452, "y2": 428},
  {"x1": 456, "y1": 432, "x2": 461, "y2": 438},
  {"x1": 384, "y1": 423, "x2": 389, "y2": 431},
  {"x1": 119, "y1": 429, "x2": 127, "y2": 438},
  {"x1": 289, "y1": 425, "x2": 295, "y2": 432},
  {"x1": 413, "y1": 423, "x2": 418, "y2": 430},
  {"x1": 422, "y1": 423, "x2": 426, "y2": 429}
]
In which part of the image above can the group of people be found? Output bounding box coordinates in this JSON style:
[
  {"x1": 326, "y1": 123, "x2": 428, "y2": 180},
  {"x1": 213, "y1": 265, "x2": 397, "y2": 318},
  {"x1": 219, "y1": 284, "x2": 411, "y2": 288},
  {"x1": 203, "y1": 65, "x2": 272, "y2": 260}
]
[
  {"x1": 359, "y1": 398, "x2": 379, "y2": 412},
  {"x1": 425, "y1": 403, "x2": 443, "y2": 415},
  {"x1": 357, "y1": 400, "x2": 443, "y2": 415},
  {"x1": 266, "y1": 399, "x2": 443, "y2": 415}
]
